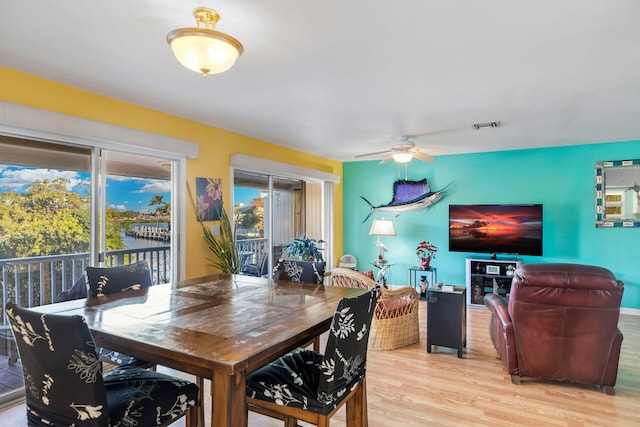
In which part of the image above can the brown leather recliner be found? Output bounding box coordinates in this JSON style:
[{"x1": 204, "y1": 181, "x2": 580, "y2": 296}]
[{"x1": 484, "y1": 263, "x2": 624, "y2": 395}]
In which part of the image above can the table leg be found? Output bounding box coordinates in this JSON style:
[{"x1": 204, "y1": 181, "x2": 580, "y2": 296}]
[{"x1": 211, "y1": 369, "x2": 248, "y2": 427}]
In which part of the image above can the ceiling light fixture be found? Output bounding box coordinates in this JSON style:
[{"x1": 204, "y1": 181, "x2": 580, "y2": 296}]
[
  {"x1": 392, "y1": 152, "x2": 413, "y2": 163},
  {"x1": 167, "y1": 7, "x2": 244, "y2": 77}
]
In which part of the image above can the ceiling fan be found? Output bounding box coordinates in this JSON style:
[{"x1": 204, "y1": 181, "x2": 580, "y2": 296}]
[{"x1": 355, "y1": 136, "x2": 450, "y2": 164}]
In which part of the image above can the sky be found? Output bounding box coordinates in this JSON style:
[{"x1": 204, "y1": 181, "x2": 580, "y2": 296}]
[
  {"x1": 0, "y1": 165, "x2": 264, "y2": 211},
  {"x1": 0, "y1": 166, "x2": 171, "y2": 213},
  {"x1": 234, "y1": 187, "x2": 261, "y2": 207}
]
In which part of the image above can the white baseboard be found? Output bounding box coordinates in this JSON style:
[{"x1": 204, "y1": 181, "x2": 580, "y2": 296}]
[{"x1": 621, "y1": 307, "x2": 640, "y2": 316}]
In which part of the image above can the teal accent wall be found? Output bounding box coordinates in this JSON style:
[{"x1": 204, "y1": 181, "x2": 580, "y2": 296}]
[{"x1": 343, "y1": 140, "x2": 640, "y2": 309}]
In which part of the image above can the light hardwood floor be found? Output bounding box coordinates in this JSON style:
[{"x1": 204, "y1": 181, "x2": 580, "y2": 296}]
[{"x1": 2, "y1": 302, "x2": 639, "y2": 426}]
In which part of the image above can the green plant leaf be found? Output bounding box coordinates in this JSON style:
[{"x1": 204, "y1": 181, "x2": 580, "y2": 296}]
[{"x1": 187, "y1": 183, "x2": 240, "y2": 274}]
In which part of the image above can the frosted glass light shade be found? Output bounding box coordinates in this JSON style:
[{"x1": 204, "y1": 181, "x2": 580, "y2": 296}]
[
  {"x1": 392, "y1": 152, "x2": 413, "y2": 163},
  {"x1": 167, "y1": 7, "x2": 243, "y2": 77},
  {"x1": 167, "y1": 29, "x2": 243, "y2": 76}
]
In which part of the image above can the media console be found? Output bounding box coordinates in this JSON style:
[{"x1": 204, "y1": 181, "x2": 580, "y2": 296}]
[{"x1": 465, "y1": 257, "x2": 523, "y2": 307}]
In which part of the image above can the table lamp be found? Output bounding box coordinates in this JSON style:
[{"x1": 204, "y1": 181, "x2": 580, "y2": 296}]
[{"x1": 369, "y1": 218, "x2": 396, "y2": 265}]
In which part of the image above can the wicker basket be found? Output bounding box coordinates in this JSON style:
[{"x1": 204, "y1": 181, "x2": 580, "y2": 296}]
[{"x1": 329, "y1": 268, "x2": 420, "y2": 350}]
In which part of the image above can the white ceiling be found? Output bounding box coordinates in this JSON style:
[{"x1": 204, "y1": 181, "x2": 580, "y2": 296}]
[{"x1": 2, "y1": 1, "x2": 640, "y2": 162}]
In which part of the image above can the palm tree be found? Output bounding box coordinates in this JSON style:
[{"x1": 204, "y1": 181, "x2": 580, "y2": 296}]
[{"x1": 149, "y1": 195, "x2": 170, "y2": 216}]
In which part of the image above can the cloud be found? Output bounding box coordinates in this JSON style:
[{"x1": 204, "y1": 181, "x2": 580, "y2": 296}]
[
  {"x1": 109, "y1": 204, "x2": 128, "y2": 212},
  {"x1": 108, "y1": 175, "x2": 134, "y2": 182},
  {"x1": 0, "y1": 167, "x2": 88, "y2": 191},
  {"x1": 138, "y1": 180, "x2": 172, "y2": 194}
]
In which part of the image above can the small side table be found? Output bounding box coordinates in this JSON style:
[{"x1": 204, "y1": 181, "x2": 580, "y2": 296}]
[
  {"x1": 408, "y1": 266, "x2": 437, "y2": 297},
  {"x1": 372, "y1": 262, "x2": 395, "y2": 289},
  {"x1": 426, "y1": 285, "x2": 466, "y2": 358}
]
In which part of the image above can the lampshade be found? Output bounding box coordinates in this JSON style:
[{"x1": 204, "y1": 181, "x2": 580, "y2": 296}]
[
  {"x1": 369, "y1": 219, "x2": 396, "y2": 236},
  {"x1": 392, "y1": 152, "x2": 413, "y2": 163},
  {"x1": 167, "y1": 7, "x2": 244, "y2": 77}
]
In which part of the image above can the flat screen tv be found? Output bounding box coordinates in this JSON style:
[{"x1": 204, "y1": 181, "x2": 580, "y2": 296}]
[{"x1": 449, "y1": 204, "x2": 543, "y2": 258}]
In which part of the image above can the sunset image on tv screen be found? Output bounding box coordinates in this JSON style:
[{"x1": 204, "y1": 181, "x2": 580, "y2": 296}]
[{"x1": 449, "y1": 204, "x2": 543, "y2": 255}]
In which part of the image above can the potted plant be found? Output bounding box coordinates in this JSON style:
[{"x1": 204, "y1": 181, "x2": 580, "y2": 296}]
[
  {"x1": 283, "y1": 235, "x2": 325, "y2": 261},
  {"x1": 416, "y1": 241, "x2": 437, "y2": 270},
  {"x1": 188, "y1": 184, "x2": 239, "y2": 273}
]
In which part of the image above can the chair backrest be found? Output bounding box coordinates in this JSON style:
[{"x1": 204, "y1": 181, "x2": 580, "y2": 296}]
[
  {"x1": 5, "y1": 302, "x2": 109, "y2": 426},
  {"x1": 317, "y1": 286, "x2": 381, "y2": 401},
  {"x1": 508, "y1": 263, "x2": 624, "y2": 381},
  {"x1": 55, "y1": 275, "x2": 89, "y2": 302},
  {"x1": 272, "y1": 258, "x2": 326, "y2": 284},
  {"x1": 86, "y1": 260, "x2": 153, "y2": 297},
  {"x1": 240, "y1": 255, "x2": 270, "y2": 277},
  {"x1": 338, "y1": 254, "x2": 357, "y2": 269},
  {"x1": 330, "y1": 268, "x2": 375, "y2": 289}
]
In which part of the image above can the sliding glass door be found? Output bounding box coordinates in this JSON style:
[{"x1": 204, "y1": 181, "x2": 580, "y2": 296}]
[
  {"x1": 234, "y1": 170, "x2": 324, "y2": 277},
  {"x1": 0, "y1": 138, "x2": 177, "y2": 404},
  {"x1": 100, "y1": 150, "x2": 175, "y2": 284},
  {"x1": 0, "y1": 137, "x2": 92, "y2": 402}
]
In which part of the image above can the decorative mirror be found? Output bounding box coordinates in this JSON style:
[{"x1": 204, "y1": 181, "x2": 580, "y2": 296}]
[{"x1": 595, "y1": 159, "x2": 640, "y2": 227}]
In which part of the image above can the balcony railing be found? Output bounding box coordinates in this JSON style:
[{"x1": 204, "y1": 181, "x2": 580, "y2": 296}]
[
  {"x1": 0, "y1": 240, "x2": 275, "y2": 400},
  {"x1": 0, "y1": 246, "x2": 171, "y2": 327},
  {"x1": 236, "y1": 237, "x2": 268, "y2": 266},
  {"x1": 1, "y1": 240, "x2": 271, "y2": 327}
]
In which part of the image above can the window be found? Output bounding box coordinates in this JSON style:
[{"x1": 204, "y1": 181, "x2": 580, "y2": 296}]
[
  {"x1": 0, "y1": 103, "x2": 196, "y2": 405},
  {"x1": 231, "y1": 154, "x2": 339, "y2": 277}
]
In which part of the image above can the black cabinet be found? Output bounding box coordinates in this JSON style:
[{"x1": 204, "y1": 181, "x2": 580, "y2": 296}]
[
  {"x1": 465, "y1": 257, "x2": 522, "y2": 307},
  {"x1": 426, "y1": 286, "x2": 466, "y2": 358}
]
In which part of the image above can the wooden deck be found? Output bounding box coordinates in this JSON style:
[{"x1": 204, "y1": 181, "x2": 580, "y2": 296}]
[{"x1": 0, "y1": 354, "x2": 23, "y2": 397}]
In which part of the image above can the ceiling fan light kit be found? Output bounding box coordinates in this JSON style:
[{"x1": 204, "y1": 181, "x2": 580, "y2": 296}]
[
  {"x1": 357, "y1": 135, "x2": 450, "y2": 164},
  {"x1": 167, "y1": 7, "x2": 244, "y2": 77},
  {"x1": 392, "y1": 152, "x2": 413, "y2": 163}
]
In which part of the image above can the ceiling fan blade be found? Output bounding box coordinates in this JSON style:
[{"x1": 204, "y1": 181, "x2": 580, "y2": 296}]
[
  {"x1": 355, "y1": 149, "x2": 392, "y2": 158},
  {"x1": 379, "y1": 154, "x2": 395, "y2": 164},
  {"x1": 412, "y1": 151, "x2": 436, "y2": 163},
  {"x1": 415, "y1": 147, "x2": 451, "y2": 154}
]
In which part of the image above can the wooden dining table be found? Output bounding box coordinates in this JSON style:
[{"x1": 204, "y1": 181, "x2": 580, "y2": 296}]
[{"x1": 34, "y1": 273, "x2": 366, "y2": 427}]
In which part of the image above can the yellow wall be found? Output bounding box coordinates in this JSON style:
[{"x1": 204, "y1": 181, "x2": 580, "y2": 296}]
[{"x1": 1, "y1": 67, "x2": 343, "y2": 279}]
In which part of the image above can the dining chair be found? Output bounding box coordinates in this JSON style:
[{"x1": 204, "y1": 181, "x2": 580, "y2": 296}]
[
  {"x1": 272, "y1": 258, "x2": 326, "y2": 285},
  {"x1": 246, "y1": 285, "x2": 381, "y2": 427},
  {"x1": 85, "y1": 260, "x2": 157, "y2": 368},
  {"x1": 240, "y1": 254, "x2": 269, "y2": 277},
  {"x1": 272, "y1": 258, "x2": 327, "y2": 351},
  {"x1": 330, "y1": 267, "x2": 420, "y2": 350},
  {"x1": 56, "y1": 269, "x2": 155, "y2": 368},
  {"x1": 85, "y1": 259, "x2": 154, "y2": 297},
  {"x1": 5, "y1": 301, "x2": 199, "y2": 427},
  {"x1": 86, "y1": 260, "x2": 206, "y2": 424}
]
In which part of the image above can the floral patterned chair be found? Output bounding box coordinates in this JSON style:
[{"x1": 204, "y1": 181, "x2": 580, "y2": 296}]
[
  {"x1": 246, "y1": 285, "x2": 381, "y2": 426},
  {"x1": 272, "y1": 258, "x2": 326, "y2": 285},
  {"x1": 86, "y1": 260, "x2": 205, "y2": 425},
  {"x1": 85, "y1": 260, "x2": 154, "y2": 298},
  {"x1": 5, "y1": 301, "x2": 199, "y2": 427},
  {"x1": 84, "y1": 261, "x2": 156, "y2": 368},
  {"x1": 330, "y1": 267, "x2": 420, "y2": 350},
  {"x1": 272, "y1": 258, "x2": 327, "y2": 352}
]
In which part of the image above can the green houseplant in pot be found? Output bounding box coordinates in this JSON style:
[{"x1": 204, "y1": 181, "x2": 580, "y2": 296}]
[
  {"x1": 283, "y1": 235, "x2": 325, "y2": 261},
  {"x1": 188, "y1": 184, "x2": 239, "y2": 274}
]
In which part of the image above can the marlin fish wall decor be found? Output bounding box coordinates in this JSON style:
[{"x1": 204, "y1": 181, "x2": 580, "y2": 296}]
[{"x1": 361, "y1": 178, "x2": 451, "y2": 223}]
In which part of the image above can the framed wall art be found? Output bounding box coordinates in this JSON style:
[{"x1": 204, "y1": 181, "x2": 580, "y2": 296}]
[{"x1": 196, "y1": 177, "x2": 223, "y2": 221}]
